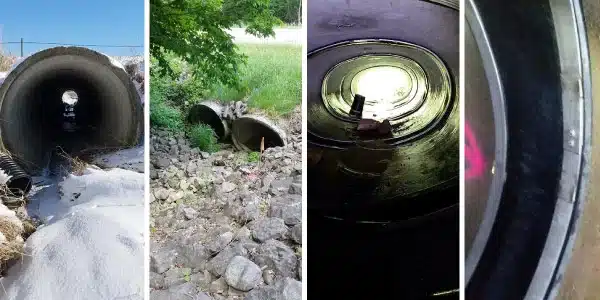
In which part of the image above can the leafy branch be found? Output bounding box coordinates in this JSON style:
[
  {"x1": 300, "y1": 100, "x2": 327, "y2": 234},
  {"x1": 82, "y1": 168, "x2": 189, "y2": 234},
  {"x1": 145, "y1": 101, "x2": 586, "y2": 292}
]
[{"x1": 150, "y1": 0, "x2": 279, "y2": 88}]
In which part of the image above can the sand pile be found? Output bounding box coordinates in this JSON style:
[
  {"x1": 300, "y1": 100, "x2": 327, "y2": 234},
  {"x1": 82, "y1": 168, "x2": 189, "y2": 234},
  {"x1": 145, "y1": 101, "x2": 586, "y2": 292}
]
[{"x1": 0, "y1": 167, "x2": 145, "y2": 300}]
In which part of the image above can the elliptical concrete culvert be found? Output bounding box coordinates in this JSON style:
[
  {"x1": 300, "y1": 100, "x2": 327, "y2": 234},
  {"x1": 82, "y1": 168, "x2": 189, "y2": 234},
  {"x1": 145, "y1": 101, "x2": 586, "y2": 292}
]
[
  {"x1": 231, "y1": 115, "x2": 286, "y2": 152},
  {"x1": 0, "y1": 47, "x2": 143, "y2": 174},
  {"x1": 187, "y1": 101, "x2": 230, "y2": 140}
]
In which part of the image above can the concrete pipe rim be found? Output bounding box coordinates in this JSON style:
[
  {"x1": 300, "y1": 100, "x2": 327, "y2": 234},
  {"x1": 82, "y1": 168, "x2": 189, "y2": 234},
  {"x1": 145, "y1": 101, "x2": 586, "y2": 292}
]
[
  {"x1": 231, "y1": 115, "x2": 287, "y2": 152},
  {"x1": 0, "y1": 46, "x2": 144, "y2": 174},
  {"x1": 187, "y1": 101, "x2": 230, "y2": 140}
]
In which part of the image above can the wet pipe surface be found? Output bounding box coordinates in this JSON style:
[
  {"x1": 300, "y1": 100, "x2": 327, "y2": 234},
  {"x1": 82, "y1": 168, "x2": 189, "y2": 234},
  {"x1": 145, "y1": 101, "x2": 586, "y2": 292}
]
[
  {"x1": 306, "y1": 1, "x2": 460, "y2": 297},
  {"x1": 466, "y1": 121, "x2": 486, "y2": 180}
]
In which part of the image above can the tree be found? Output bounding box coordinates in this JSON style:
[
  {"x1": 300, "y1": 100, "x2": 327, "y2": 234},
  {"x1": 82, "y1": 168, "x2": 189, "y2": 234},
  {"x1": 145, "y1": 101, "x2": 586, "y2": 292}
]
[
  {"x1": 270, "y1": 0, "x2": 301, "y2": 24},
  {"x1": 150, "y1": 0, "x2": 279, "y2": 88}
]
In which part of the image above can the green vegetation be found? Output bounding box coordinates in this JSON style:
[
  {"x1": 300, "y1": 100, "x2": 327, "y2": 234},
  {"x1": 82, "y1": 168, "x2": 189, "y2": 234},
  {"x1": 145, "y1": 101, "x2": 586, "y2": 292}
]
[
  {"x1": 247, "y1": 151, "x2": 261, "y2": 163},
  {"x1": 150, "y1": 58, "x2": 206, "y2": 109},
  {"x1": 150, "y1": 0, "x2": 279, "y2": 87},
  {"x1": 207, "y1": 44, "x2": 301, "y2": 115},
  {"x1": 149, "y1": 0, "x2": 301, "y2": 151},
  {"x1": 150, "y1": 44, "x2": 301, "y2": 148},
  {"x1": 182, "y1": 268, "x2": 191, "y2": 282},
  {"x1": 270, "y1": 0, "x2": 301, "y2": 24},
  {"x1": 188, "y1": 124, "x2": 220, "y2": 153},
  {"x1": 149, "y1": 99, "x2": 184, "y2": 130}
]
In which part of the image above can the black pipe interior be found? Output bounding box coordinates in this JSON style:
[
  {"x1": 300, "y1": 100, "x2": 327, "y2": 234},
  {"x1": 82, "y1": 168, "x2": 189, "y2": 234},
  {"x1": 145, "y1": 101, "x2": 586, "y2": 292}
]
[
  {"x1": 307, "y1": 0, "x2": 459, "y2": 297},
  {"x1": 308, "y1": 202, "x2": 458, "y2": 298}
]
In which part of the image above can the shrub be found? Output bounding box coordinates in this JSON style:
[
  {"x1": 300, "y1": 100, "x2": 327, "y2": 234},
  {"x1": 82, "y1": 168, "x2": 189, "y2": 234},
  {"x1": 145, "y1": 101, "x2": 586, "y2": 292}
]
[
  {"x1": 0, "y1": 52, "x2": 15, "y2": 72},
  {"x1": 150, "y1": 100, "x2": 184, "y2": 130},
  {"x1": 149, "y1": 67, "x2": 186, "y2": 130},
  {"x1": 188, "y1": 124, "x2": 220, "y2": 153},
  {"x1": 150, "y1": 55, "x2": 205, "y2": 109},
  {"x1": 247, "y1": 152, "x2": 261, "y2": 163},
  {"x1": 167, "y1": 78, "x2": 204, "y2": 108}
]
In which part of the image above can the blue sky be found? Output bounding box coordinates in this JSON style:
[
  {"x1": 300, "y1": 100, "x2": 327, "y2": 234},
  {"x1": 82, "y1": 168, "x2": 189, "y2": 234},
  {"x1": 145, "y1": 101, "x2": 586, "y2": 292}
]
[{"x1": 0, "y1": 0, "x2": 144, "y2": 56}]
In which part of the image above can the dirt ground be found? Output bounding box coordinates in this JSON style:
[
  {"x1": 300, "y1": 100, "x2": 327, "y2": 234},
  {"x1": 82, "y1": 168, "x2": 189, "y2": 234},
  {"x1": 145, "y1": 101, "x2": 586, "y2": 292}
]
[{"x1": 558, "y1": 1, "x2": 600, "y2": 299}]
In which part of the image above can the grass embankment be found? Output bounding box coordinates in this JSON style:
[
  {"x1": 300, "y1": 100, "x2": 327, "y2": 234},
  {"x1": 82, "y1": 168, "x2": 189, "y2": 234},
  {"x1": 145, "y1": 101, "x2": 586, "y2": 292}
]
[
  {"x1": 150, "y1": 44, "x2": 301, "y2": 152},
  {"x1": 206, "y1": 44, "x2": 301, "y2": 116}
]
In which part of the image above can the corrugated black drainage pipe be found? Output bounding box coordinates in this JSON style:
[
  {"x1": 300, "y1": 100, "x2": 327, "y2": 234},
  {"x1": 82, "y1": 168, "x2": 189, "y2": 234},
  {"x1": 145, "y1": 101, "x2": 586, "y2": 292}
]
[{"x1": 0, "y1": 155, "x2": 32, "y2": 196}]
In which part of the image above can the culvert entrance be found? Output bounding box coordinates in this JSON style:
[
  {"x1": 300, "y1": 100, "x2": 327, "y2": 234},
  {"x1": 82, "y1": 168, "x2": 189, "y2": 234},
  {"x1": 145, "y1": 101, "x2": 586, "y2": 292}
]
[
  {"x1": 187, "y1": 102, "x2": 229, "y2": 140},
  {"x1": 0, "y1": 47, "x2": 143, "y2": 174},
  {"x1": 187, "y1": 102, "x2": 287, "y2": 152},
  {"x1": 231, "y1": 115, "x2": 286, "y2": 152}
]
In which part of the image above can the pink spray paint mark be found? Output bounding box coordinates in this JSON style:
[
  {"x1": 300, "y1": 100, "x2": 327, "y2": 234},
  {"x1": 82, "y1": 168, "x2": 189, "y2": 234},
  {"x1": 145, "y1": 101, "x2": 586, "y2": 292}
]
[{"x1": 465, "y1": 122, "x2": 486, "y2": 180}]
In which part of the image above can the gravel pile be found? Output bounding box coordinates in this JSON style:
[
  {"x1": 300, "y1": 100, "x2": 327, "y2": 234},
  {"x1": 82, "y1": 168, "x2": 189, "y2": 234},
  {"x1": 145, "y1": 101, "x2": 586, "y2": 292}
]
[
  {"x1": 149, "y1": 109, "x2": 302, "y2": 300},
  {"x1": 120, "y1": 57, "x2": 145, "y2": 102}
]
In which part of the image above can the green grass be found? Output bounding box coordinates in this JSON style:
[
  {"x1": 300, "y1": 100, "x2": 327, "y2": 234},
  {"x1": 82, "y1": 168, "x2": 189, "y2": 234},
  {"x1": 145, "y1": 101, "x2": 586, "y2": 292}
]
[
  {"x1": 188, "y1": 124, "x2": 220, "y2": 153},
  {"x1": 207, "y1": 44, "x2": 301, "y2": 116}
]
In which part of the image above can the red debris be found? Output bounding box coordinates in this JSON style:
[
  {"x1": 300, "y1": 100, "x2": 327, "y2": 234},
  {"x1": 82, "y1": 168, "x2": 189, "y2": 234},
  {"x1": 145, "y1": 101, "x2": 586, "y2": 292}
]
[
  {"x1": 357, "y1": 119, "x2": 380, "y2": 131},
  {"x1": 356, "y1": 119, "x2": 392, "y2": 137}
]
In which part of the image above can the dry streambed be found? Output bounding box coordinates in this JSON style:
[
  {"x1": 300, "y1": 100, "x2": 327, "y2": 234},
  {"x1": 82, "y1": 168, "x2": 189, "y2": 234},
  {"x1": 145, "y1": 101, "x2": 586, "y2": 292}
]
[{"x1": 150, "y1": 109, "x2": 302, "y2": 300}]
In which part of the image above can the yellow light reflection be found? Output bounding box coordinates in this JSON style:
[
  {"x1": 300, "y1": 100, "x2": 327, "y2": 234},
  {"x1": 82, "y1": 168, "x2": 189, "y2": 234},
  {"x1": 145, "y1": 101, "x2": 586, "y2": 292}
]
[{"x1": 351, "y1": 66, "x2": 413, "y2": 103}]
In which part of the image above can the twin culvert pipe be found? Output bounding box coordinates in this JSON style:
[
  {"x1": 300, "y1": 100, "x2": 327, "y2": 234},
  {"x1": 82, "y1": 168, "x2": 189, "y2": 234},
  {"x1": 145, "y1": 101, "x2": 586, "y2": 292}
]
[
  {"x1": 0, "y1": 47, "x2": 144, "y2": 195},
  {"x1": 187, "y1": 101, "x2": 287, "y2": 152}
]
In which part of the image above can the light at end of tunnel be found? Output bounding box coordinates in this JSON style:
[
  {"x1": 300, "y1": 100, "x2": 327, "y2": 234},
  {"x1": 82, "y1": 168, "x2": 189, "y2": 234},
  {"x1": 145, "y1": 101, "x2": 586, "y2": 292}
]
[
  {"x1": 62, "y1": 90, "x2": 79, "y2": 105},
  {"x1": 351, "y1": 66, "x2": 413, "y2": 104}
]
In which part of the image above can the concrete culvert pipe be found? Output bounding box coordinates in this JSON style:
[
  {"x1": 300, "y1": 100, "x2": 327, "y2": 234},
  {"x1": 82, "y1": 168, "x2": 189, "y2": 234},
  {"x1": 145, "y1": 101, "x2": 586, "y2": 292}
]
[
  {"x1": 231, "y1": 115, "x2": 286, "y2": 152},
  {"x1": 0, "y1": 47, "x2": 143, "y2": 174},
  {"x1": 187, "y1": 101, "x2": 230, "y2": 139}
]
